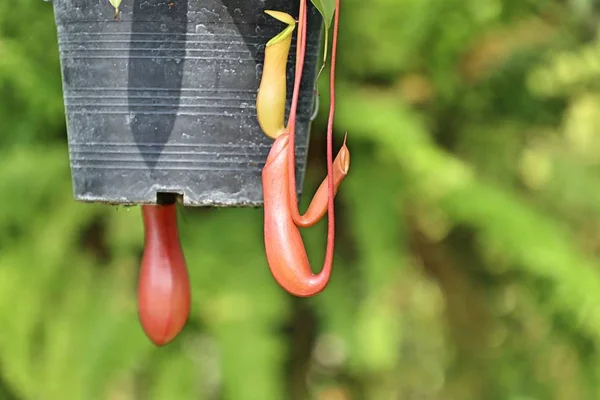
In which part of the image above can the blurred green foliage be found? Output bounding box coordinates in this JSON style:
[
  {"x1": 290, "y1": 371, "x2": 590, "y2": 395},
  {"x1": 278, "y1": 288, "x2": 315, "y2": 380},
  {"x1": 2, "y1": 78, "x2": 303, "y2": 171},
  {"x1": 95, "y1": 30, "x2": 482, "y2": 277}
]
[{"x1": 2, "y1": 0, "x2": 600, "y2": 399}]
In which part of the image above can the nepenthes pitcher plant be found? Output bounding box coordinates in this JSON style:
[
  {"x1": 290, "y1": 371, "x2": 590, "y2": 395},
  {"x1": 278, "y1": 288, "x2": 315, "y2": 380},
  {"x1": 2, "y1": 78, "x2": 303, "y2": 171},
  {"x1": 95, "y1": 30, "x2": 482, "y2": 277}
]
[
  {"x1": 105, "y1": 0, "x2": 346, "y2": 345},
  {"x1": 257, "y1": 0, "x2": 349, "y2": 297}
]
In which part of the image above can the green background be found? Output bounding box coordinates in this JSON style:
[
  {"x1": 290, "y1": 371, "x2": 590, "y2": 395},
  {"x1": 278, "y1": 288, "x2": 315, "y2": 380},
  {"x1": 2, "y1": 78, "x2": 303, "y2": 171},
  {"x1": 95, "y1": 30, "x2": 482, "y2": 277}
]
[{"x1": 2, "y1": 0, "x2": 600, "y2": 399}]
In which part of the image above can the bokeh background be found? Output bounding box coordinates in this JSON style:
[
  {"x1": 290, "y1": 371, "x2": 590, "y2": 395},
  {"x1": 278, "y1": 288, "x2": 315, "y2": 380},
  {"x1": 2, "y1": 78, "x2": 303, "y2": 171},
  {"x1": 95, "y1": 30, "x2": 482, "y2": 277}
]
[{"x1": 2, "y1": 0, "x2": 600, "y2": 399}]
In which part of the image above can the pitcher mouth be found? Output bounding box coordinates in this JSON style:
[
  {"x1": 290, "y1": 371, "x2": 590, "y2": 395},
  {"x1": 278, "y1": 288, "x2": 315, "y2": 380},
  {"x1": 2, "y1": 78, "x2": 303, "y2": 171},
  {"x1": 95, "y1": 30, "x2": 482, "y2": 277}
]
[{"x1": 263, "y1": 134, "x2": 290, "y2": 168}]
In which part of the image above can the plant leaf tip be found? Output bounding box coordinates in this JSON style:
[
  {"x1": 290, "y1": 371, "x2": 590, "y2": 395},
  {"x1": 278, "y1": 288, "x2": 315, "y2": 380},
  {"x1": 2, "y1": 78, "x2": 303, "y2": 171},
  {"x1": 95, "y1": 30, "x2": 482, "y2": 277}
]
[{"x1": 340, "y1": 133, "x2": 350, "y2": 173}]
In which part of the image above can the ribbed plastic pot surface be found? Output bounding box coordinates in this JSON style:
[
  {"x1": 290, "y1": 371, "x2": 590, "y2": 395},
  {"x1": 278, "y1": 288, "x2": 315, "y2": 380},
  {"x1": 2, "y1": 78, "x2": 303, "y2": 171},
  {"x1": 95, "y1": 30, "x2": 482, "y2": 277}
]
[{"x1": 50, "y1": 0, "x2": 321, "y2": 206}]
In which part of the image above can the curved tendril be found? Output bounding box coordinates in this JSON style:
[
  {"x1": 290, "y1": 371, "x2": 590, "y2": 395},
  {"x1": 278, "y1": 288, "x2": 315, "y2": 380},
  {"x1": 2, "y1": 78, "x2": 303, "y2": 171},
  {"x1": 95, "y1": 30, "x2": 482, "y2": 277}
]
[
  {"x1": 288, "y1": 0, "x2": 343, "y2": 229},
  {"x1": 286, "y1": 0, "x2": 308, "y2": 219}
]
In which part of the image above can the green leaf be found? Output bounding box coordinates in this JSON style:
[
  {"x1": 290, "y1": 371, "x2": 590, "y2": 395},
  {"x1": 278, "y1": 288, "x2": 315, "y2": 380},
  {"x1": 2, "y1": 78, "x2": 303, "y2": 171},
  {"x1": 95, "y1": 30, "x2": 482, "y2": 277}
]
[
  {"x1": 310, "y1": 0, "x2": 335, "y2": 28},
  {"x1": 310, "y1": 0, "x2": 335, "y2": 91}
]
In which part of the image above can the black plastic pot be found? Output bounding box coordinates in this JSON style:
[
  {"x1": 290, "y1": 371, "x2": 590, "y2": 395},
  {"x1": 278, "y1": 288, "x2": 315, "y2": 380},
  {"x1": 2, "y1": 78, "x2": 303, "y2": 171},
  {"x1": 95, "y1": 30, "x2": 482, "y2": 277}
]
[{"x1": 49, "y1": 0, "x2": 321, "y2": 206}]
